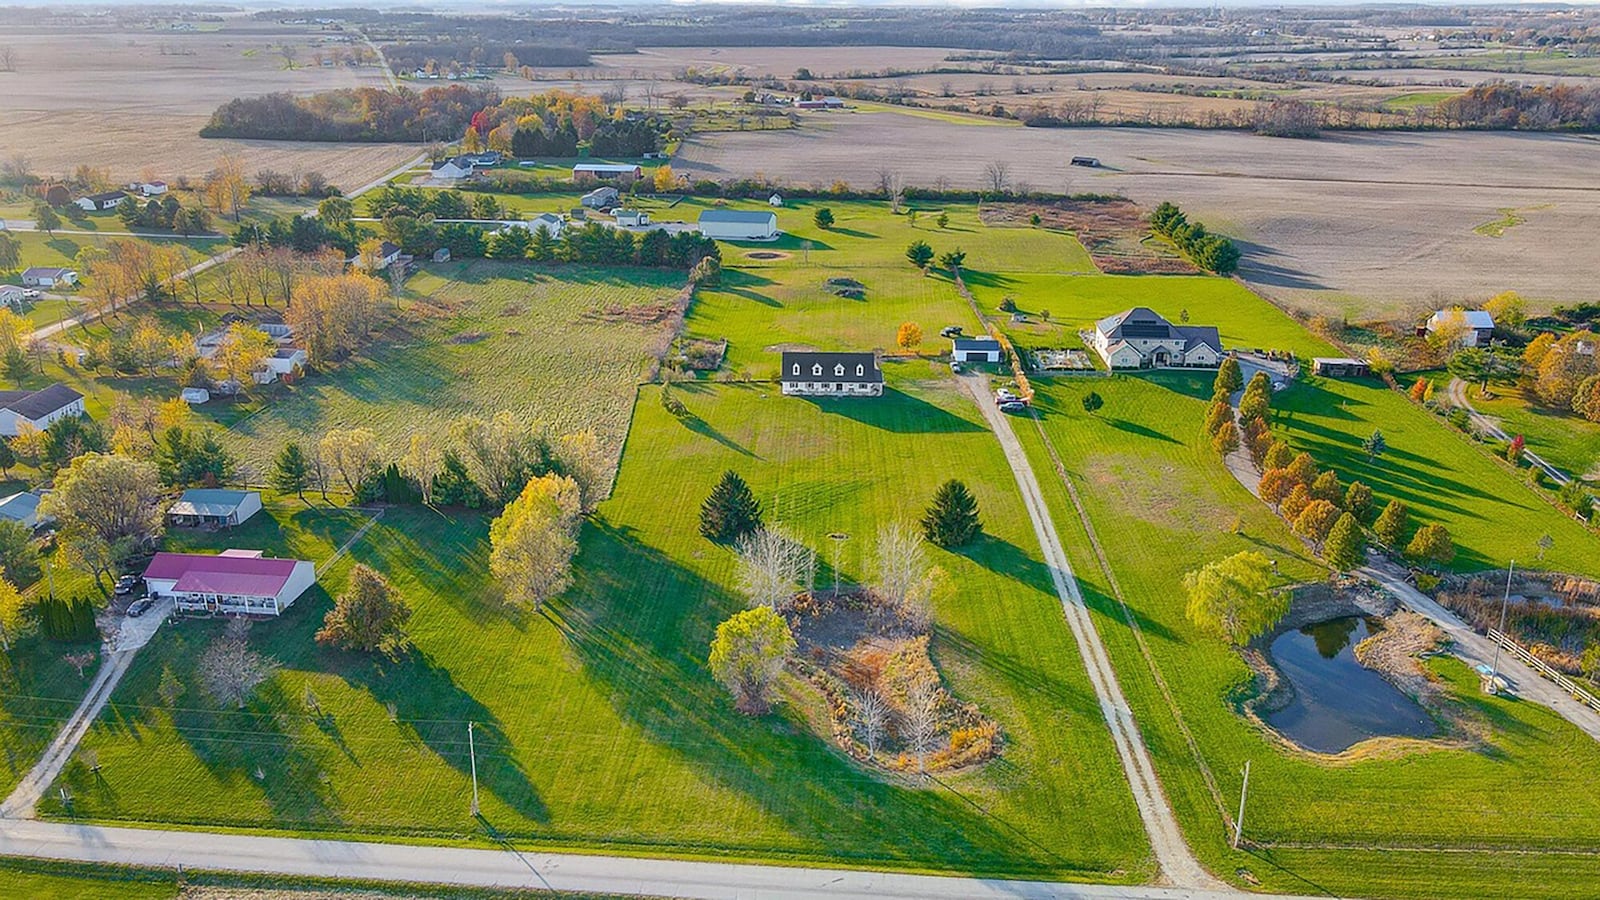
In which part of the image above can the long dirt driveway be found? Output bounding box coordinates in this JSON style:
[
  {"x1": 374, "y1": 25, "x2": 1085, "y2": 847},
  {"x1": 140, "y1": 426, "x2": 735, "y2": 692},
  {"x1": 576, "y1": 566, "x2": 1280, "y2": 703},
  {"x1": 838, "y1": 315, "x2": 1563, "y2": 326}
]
[{"x1": 956, "y1": 374, "x2": 1222, "y2": 891}]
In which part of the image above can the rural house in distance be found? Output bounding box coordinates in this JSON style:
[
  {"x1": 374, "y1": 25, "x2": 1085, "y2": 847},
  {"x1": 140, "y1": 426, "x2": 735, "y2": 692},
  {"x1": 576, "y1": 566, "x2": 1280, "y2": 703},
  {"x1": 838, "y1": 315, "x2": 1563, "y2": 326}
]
[
  {"x1": 779, "y1": 351, "x2": 884, "y2": 397},
  {"x1": 1427, "y1": 309, "x2": 1496, "y2": 347},
  {"x1": 1092, "y1": 307, "x2": 1223, "y2": 370}
]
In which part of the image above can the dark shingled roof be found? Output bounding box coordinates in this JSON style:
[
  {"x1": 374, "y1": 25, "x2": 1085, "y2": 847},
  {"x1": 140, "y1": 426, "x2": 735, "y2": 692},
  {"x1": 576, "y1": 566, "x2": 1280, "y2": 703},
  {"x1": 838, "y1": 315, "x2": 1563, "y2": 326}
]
[
  {"x1": 1175, "y1": 325, "x2": 1222, "y2": 354},
  {"x1": 779, "y1": 351, "x2": 883, "y2": 384},
  {"x1": 0, "y1": 383, "x2": 83, "y2": 420}
]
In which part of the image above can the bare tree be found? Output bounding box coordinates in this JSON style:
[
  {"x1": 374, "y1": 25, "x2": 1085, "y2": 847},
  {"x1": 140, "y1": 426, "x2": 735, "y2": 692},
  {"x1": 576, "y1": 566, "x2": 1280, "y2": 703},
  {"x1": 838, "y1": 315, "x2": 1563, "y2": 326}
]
[
  {"x1": 873, "y1": 520, "x2": 924, "y2": 610},
  {"x1": 278, "y1": 43, "x2": 298, "y2": 69},
  {"x1": 856, "y1": 689, "x2": 889, "y2": 757},
  {"x1": 0, "y1": 46, "x2": 15, "y2": 73},
  {"x1": 198, "y1": 620, "x2": 278, "y2": 709},
  {"x1": 735, "y1": 526, "x2": 816, "y2": 611},
  {"x1": 982, "y1": 160, "x2": 1011, "y2": 194},
  {"x1": 63, "y1": 651, "x2": 96, "y2": 678},
  {"x1": 903, "y1": 676, "x2": 942, "y2": 779}
]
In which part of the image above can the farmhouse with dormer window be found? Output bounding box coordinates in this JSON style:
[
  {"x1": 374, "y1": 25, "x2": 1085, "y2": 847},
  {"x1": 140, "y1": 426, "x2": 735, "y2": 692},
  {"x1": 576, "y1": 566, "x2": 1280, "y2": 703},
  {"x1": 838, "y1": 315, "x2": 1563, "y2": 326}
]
[{"x1": 778, "y1": 351, "x2": 884, "y2": 397}]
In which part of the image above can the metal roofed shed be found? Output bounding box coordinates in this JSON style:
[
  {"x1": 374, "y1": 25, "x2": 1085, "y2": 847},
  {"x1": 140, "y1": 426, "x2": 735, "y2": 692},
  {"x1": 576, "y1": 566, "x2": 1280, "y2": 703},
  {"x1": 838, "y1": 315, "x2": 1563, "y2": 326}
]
[{"x1": 167, "y1": 489, "x2": 263, "y2": 528}]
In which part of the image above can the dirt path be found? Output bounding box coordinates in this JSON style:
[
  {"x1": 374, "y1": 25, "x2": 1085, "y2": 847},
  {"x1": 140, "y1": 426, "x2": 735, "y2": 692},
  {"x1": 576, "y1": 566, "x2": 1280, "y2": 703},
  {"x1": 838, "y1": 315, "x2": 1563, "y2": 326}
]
[
  {"x1": 956, "y1": 374, "x2": 1224, "y2": 891},
  {"x1": 1446, "y1": 377, "x2": 1569, "y2": 485},
  {"x1": 0, "y1": 648, "x2": 135, "y2": 819}
]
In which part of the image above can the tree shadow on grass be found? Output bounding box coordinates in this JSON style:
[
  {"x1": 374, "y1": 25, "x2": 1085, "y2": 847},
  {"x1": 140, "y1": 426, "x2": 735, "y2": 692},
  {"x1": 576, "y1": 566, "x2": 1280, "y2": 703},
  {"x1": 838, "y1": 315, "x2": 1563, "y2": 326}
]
[
  {"x1": 800, "y1": 388, "x2": 986, "y2": 435},
  {"x1": 1106, "y1": 417, "x2": 1181, "y2": 446},
  {"x1": 957, "y1": 269, "x2": 1020, "y2": 291},
  {"x1": 550, "y1": 518, "x2": 1085, "y2": 876}
]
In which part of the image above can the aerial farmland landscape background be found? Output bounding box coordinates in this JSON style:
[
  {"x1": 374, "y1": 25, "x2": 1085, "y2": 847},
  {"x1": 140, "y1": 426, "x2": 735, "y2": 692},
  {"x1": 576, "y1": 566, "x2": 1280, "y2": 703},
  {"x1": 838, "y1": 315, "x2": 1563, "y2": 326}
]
[{"x1": 0, "y1": 4, "x2": 1599, "y2": 899}]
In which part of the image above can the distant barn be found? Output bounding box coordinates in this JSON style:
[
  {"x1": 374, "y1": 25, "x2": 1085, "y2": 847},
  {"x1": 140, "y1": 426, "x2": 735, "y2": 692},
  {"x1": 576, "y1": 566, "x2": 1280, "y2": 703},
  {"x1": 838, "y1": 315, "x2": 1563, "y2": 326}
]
[{"x1": 1070, "y1": 156, "x2": 1100, "y2": 168}]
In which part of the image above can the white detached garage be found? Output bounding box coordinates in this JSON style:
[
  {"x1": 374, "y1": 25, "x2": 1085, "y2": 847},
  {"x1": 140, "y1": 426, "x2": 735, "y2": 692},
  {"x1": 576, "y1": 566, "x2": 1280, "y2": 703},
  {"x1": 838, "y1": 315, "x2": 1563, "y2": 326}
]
[{"x1": 697, "y1": 209, "x2": 780, "y2": 241}]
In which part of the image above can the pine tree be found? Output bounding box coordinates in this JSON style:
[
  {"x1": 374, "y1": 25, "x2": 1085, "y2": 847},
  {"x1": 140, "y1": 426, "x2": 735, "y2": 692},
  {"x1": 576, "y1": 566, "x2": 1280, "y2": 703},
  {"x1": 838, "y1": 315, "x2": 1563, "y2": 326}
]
[
  {"x1": 0, "y1": 439, "x2": 13, "y2": 477},
  {"x1": 1344, "y1": 481, "x2": 1374, "y2": 522},
  {"x1": 272, "y1": 442, "x2": 311, "y2": 500},
  {"x1": 1323, "y1": 512, "x2": 1366, "y2": 572},
  {"x1": 1374, "y1": 500, "x2": 1409, "y2": 548},
  {"x1": 1212, "y1": 357, "x2": 1244, "y2": 399},
  {"x1": 922, "y1": 479, "x2": 981, "y2": 547},
  {"x1": 700, "y1": 470, "x2": 763, "y2": 541}
]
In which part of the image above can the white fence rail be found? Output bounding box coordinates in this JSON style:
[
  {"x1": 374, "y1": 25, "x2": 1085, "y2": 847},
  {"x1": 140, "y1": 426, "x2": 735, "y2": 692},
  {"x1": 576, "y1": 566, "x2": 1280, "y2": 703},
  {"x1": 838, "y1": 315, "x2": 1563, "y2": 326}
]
[{"x1": 1488, "y1": 628, "x2": 1600, "y2": 713}]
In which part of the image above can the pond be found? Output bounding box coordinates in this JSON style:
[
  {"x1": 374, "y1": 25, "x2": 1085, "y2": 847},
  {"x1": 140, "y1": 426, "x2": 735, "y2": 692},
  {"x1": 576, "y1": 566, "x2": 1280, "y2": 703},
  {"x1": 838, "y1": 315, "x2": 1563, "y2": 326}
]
[{"x1": 1264, "y1": 616, "x2": 1436, "y2": 753}]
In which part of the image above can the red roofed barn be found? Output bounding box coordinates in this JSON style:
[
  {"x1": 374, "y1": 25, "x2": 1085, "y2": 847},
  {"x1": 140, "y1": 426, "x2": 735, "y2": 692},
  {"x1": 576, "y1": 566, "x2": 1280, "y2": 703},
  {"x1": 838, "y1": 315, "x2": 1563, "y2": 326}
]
[{"x1": 142, "y1": 549, "x2": 316, "y2": 616}]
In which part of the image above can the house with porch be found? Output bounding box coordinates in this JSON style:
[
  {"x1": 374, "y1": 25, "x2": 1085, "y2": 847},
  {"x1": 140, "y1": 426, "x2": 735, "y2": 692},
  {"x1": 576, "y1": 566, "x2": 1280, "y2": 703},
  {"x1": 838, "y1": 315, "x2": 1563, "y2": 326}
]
[
  {"x1": 1091, "y1": 307, "x2": 1223, "y2": 370},
  {"x1": 167, "y1": 489, "x2": 263, "y2": 528},
  {"x1": 142, "y1": 549, "x2": 316, "y2": 616}
]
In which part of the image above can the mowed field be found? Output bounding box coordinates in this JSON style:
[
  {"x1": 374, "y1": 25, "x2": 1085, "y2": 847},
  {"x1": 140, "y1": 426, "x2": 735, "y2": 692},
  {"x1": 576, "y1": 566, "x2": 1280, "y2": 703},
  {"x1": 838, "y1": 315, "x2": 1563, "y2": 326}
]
[
  {"x1": 216, "y1": 262, "x2": 686, "y2": 476},
  {"x1": 674, "y1": 112, "x2": 1600, "y2": 319},
  {"x1": 49, "y1": 390, "x2": 1152, "y2": 879},
  {"x1": 0, "y1": 27, "x2": 416, "y2": 188},
  {"x1": 1010, "y1": 375, "x2": 1600, "y2": 899}
]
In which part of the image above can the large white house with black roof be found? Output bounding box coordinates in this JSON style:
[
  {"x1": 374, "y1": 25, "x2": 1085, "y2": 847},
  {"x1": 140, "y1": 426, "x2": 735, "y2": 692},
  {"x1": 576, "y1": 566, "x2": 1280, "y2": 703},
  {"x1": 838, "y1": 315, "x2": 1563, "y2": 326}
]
[
  {"x1": 1091, "y1": 307, "x2": 1223, "y2": 370},
  {"x1": 779, "y1": 351, "x2": 884, "y2": 397}
]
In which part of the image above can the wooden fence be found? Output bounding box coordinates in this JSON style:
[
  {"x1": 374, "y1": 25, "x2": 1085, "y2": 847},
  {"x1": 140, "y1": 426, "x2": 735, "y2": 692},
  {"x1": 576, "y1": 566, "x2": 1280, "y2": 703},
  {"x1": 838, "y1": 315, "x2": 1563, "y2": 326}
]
[{"x1": 1488, "y1": 628, "x2": 1600, "y2": 714}]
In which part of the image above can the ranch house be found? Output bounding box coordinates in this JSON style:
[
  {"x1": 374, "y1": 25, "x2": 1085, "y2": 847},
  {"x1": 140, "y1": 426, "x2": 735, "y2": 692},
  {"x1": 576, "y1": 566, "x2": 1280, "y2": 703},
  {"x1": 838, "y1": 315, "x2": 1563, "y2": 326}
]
[
  {"x1": 167, "y1": 489, "x2": 263, "y2": 529},
  {"x1": 0, "y1": 383, "x2": 85, "y2": 437},
  {"x1": 142, "y1": 549, "x2": 316, "y2": 617},
  {"x1": 1092, "y1": 307, "x2": 1223, "y2": 370},
  {"x1": 76, "y1": 191, "x2": 127, "y2": 212},
  {"x1": 780, "y1": 351, "x2": 884, "y2": 397},
  {"x1": 21, "y1": 267, "x2": 77, "y2": 289}
]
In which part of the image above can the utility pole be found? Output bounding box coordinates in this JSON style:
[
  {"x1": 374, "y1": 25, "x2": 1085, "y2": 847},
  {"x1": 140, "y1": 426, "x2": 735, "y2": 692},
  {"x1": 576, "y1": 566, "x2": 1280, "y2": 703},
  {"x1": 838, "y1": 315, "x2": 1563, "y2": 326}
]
[
  {"x1": 468, "y1": 721, "x2": 480, "y2": 817},
  {"x1": 828, "y1": 532, "x2": 848, "y2": 597},
  {"x1": 1489, "y1": 560, "x2": 1514, "y2": 694},
  {"x1": 1233, "y1": 760, "x2": 1250, "y2": 849}
]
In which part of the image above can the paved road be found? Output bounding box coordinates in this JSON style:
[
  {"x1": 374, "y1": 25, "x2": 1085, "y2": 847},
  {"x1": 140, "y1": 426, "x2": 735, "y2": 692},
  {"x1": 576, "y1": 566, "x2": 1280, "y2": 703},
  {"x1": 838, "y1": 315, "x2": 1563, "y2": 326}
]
[
  {"x1": 957, "y1": 375, "x2": 1223, "y2": 891},
  {"x1": 0, "y1": 819, "x2": 1327, "y2": 900},
  {"x1": 1446, "y1": 378, "x2": 1569, "y2": 485},
  {"x1": 33, "y1": 246, "x2": 240, "y2": 342},
  {"x1": 1361, "y1": 562, "x2": 1600, "y2": 743},
  {"x1": 1, "y1": 220, "x2": 226, "y2": 239}
]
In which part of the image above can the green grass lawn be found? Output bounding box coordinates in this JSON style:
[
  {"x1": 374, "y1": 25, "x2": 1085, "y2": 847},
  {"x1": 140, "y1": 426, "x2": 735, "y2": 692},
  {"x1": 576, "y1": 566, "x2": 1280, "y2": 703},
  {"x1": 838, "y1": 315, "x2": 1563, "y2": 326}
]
[
  {"x1": 0, "y1": 859, "x2": 178, "y2": 900},
  {"x1": 46, "y1": 387, "x2": 1151, "y2": 880},
  {"x1": 3, "y1": 231, "x2": 228, "y2": 288},
  {"x1": 1011, "y1": 374, "x2": 1600, "y2": 898},
  {"x1": 212, "y1": 261, "x2": 684, "y2": 474},
  {"x1": 1462, "y1": 382, "x2": 1600, "y2": 480}
]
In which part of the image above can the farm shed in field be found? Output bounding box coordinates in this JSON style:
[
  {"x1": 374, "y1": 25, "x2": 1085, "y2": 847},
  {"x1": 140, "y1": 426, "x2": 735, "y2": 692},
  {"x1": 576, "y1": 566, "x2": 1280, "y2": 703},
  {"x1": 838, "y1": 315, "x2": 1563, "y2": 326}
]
[
  {"x1": 142, "y1": 549, "x2": 315, "y2": 617},
  {"x1": 1312, "y1": 358, "x2": 1371, "y2": 378},
  {"x1": 168, "y1": 489, "x2": 263, "y2": 529},
  {"x1": 0, "y1": 383, "x2": 84, "y2": 437},
  {"x1": 573, "y1": 163, "x2": 642, "y2": 184},
  {"x1": 698, "y1": 209, "x2": 780, "y2": 241},
  {"x1": 952, "y1": 337, "x2": 1003, "y2": 363},
  {"x1": 779, "y1": 351, "x2": 883, "y2": 397}
]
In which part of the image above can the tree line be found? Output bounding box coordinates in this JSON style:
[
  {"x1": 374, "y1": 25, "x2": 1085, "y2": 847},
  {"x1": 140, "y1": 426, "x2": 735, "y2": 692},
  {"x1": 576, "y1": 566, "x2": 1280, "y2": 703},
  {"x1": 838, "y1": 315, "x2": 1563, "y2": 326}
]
[
  {"x1": 1149, "y1": 201, "x2": 1241, "y2": 275},
  {"x1": 201, "y1": 85, "x2": 499, "y2": 143}
]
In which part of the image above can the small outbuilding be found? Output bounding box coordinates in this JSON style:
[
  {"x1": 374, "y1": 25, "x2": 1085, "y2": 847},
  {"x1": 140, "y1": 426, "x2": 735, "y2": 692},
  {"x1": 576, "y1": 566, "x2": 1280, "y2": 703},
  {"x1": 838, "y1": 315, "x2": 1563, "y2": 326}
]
[
  {"x1": 1426, "y1": 309, "x2": 1495, "y2": 348},
  {"x1": 614, "y1": 209, "x2": 650, "y2": 227},
  {"x1": 167, "y1": 489, "x2": 263, "y2": 529},
  {"x1": 432, "y1": 247, "x2": 451, "y2": 263},
  {"x1": 181, "y1": 387, "x2": 211, "y2": 405},
  {"x1": 1312, "y1": 357, "x2": 1371, "y2": 378},
  {"x1": 768, "y1": 193, "x2": 784, "y2": 207},
  {"x1": 698, "y1": 209, "x2": 780, "y2": 241},
  {"x1": 952, "y1": 336, "x2": 1003, "y2": 363},
  {"x1": 580, "y1": 187, "x2": 620, "y2": 210},
  {"x1": 572, "y1": 163, "x2": 643, "y2": 184}
]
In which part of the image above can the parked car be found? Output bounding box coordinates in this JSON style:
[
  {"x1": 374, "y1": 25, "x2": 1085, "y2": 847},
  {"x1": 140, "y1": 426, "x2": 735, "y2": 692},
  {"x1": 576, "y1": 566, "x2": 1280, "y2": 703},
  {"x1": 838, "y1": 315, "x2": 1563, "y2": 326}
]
[
  {"x1": 126, "y1": 596, "x2": 155, "y2": 618},
  {"x1": 998, "y1": 401, "x2": 1029, "y2": 414},
  {"x1": 939, "y1": 325, "x2": 964, "y2": 338},
  {"x1": 21, "y1": 289, "x2": 40, "y2": 301},
  {"x1": 995, "y1": 388, "x2": 1020, "y2": 403},
  {"x1": 114, "y1": 574, "x2": 139, "y2": 596}
]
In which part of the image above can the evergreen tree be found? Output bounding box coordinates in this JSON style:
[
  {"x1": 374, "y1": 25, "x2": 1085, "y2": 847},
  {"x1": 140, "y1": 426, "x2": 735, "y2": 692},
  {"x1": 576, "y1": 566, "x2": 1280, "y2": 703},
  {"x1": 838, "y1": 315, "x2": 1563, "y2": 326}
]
[
  {"x1": 922, "y1": 479, "x2": 981, "y2": 547},
  {"x1": 1344, "y1": 481, "x2": 1374, "y2": 522},
  {"x1": 1081, "y1": 391, "x2": 1104, "y2": 415},
  {"x1": 813, "y1": 207, "x2": 834, "y2": 230},
  {"x1": 1323, "y1": 512, "x2": 1367, "y2": 572},
  {"x1": 1373, "y1": 500, "x2": 1410, "y2": 547},
  {"x1": 272, "y1": 443, "x2": 311, "y2": 499},
  {"x1": 0, "y1": 439, "x2": 14, "y2": 478},
  {"x1": 700, "y1": 470, "x2": 763, "y2": 541},
  {"x1": 1213, "y1": 357, "x2": 1244, "y2": 399},
  {"x1": 1406, "y1": 524, "x2": 1455, "y2": 566}
]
